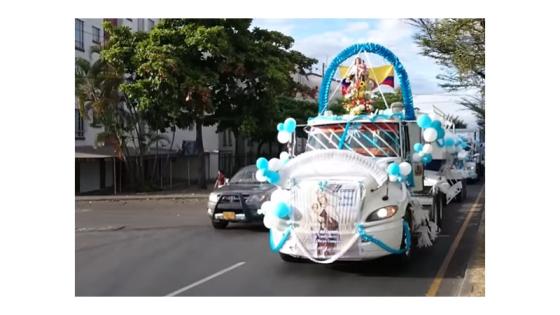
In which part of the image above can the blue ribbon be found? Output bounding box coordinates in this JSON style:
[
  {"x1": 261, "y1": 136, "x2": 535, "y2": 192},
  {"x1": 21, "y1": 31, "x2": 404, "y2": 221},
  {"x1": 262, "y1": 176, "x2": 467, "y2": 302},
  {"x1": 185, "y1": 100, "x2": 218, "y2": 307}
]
[
  {"x1": 356, "y1": 220, "x2": 411, "y2": 254},
  {"x1": 269, "y1": 226, "x2": 292, "y2": 252},
  {"x1": 338, "y1": 121, "x2": 352, "y2": 149}
]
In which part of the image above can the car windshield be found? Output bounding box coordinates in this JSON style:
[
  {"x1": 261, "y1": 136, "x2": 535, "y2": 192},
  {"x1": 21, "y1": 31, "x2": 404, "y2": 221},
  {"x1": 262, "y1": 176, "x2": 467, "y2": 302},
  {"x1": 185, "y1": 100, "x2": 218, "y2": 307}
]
[
  {"x1": 229, "y1": 166, "x2": 260, "y2": 184},
  {"x1": 305, "y1": 122, "x2": 401, "y2": 157}
]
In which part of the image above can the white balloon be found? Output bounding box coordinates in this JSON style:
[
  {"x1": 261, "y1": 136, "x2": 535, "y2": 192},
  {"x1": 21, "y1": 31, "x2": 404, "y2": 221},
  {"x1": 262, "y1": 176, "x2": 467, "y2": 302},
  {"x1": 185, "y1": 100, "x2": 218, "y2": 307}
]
[
  {"x1": 268, "y1": 158, "x2": 282, "y2": 171},
  {"x1": 422, "y1": 143, "x2": 433, "y2": 154},
  {"x1": 279, "y1": 151, "x2": 290, "y2": 162},
  {"x1": 412, "y1": 153, "x2": 421, "y2": 162},
  {"x1": 423, "y1": 128, "x2": 438, "y2": 142},
  {"x1": 399, "y1": 162, "x2": 412, "y2": 176},
  {"x1": 458, "y1": 150, "x2": 468, "y2": 160},
  {"x1": 389, "y1": 175, "x2": 398, "y2": 182},
  {"x1": 271, "y1": 189, "x2": 289, "y2": 203},
  {"x1": 418, "y1": 151, "x2": 425, "y2": 157},
  {"x1": 260, "y1": 200, "x2": 274, "y2": 215},
  {"x1": 255, "y1": 169, "x2": 267, "y2": 182},
  {"x1": 277, "y1": 131, "x2": 291, "y2": 144},
  {"x1": 263, "y1": 214, "x2": 278, "y2": 229}
]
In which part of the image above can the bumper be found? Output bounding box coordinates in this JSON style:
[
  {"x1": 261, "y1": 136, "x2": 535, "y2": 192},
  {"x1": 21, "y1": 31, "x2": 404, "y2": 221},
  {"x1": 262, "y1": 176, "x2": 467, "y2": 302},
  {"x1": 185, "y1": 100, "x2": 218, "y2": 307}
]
[
  {"x1": 278, "y1": 219, "x2": 403, "y2": 261},
  {"x1": 208, "y1": 206, "x2": 263, "y2": 223}
]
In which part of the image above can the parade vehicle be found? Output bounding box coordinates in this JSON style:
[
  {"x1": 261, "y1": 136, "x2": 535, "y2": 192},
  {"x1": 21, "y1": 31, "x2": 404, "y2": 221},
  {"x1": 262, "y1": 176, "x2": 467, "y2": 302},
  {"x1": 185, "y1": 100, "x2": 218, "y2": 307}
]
[{"x1": 253, "y1": 43, "x2": 471, "y2": 264}]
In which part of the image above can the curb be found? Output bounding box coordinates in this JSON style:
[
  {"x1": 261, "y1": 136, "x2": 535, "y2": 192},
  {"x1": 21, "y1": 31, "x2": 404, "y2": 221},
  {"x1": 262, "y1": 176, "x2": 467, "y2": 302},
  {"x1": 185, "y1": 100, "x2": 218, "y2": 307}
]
[
  {"x1": 75, "y1": 193, "x2": 209, "y2": 202},
  {"x1": 458, "y1": 209, "x2": 485, "y2": 296}
]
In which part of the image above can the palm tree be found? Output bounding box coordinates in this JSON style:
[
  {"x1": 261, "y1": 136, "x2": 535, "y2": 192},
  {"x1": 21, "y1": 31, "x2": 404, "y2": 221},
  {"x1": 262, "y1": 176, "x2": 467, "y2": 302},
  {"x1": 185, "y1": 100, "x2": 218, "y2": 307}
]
[{"x1": 76, "y1": 55, "x2": 169, "y2": 191}]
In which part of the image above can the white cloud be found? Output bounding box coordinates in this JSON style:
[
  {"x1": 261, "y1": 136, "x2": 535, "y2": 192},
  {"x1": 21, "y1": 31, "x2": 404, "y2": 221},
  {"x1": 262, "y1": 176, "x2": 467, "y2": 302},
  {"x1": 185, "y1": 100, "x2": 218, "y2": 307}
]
[
  {"x1": 255, "y1": 19, "x2": 482, "y2": 130},
  {"x1": 251, "y1": 19, "x2": 296, "y2": 36},
  {"x1": 413, "y1": 89, "x2": 480, "y2": 129}
]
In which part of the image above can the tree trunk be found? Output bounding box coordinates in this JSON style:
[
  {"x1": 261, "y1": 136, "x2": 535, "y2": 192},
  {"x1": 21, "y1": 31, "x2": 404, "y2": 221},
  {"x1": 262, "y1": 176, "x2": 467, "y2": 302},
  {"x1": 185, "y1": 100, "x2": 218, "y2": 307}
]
[
  {"x1": 195, "y1": 120, "x2": 206, "y2": 189},
  {"x1": 257, "y1": 141, "x2": 264, "y2": 156},
  {"x1": 164, "y1": 128, "x2": 176, "y2": 188},
  {"x1": 233, "y1": 132, "x2": 243, "y2": 172}
]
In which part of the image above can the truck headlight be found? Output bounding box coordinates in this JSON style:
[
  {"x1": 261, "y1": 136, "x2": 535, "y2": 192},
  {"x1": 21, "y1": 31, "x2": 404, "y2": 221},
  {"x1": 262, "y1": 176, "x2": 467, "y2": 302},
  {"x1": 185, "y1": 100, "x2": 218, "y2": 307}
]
[
  {"x1": 366, "y1": 205, "x2": 398, "y2": 222},
  {"x1": 209, "y1": 193, "x2": 219, "y2": 203},
  {"x1": 246, "y1": 193, "x2": 266, "y2": 205}
]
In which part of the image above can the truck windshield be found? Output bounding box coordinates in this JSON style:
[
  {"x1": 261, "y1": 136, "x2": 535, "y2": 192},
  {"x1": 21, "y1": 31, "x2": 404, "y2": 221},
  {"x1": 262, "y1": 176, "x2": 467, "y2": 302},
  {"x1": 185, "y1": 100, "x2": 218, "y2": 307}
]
[{"x1": 305, "y1": 122, "x2": 401, "y2": 157}]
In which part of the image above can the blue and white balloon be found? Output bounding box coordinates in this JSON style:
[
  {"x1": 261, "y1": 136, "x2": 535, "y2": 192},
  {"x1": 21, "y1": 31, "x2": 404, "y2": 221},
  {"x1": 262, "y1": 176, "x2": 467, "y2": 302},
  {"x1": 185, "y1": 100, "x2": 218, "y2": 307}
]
[
  {"x1": 256, "y1": 157, "x2": 268, "y2": 170},
  {"x1": 284, "y1": 118, "x2": 297, "y2": 133},
  {"x1": 423, "y1": 128, "x2": 438, "y2": 142},
  {"x1": 417, "y1": 114, "x2": 432, "y2": 129}
]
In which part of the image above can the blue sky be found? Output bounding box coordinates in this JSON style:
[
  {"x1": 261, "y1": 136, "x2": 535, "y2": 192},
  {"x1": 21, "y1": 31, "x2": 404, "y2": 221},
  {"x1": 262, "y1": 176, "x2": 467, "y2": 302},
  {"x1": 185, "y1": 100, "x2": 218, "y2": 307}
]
[{"x1": 251, "y1": 18, "x2": 479, "y2": 128}]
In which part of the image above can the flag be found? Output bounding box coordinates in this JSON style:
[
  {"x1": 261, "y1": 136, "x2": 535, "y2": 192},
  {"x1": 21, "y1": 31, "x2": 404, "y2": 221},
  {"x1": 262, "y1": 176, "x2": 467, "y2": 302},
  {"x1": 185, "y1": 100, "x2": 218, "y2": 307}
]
[
  {"x1": 369, "y1": 65, "x2": 394, "y2": 89},
  {"x1": 338, "y1": 64, "x2": 395, "y2": 88}
]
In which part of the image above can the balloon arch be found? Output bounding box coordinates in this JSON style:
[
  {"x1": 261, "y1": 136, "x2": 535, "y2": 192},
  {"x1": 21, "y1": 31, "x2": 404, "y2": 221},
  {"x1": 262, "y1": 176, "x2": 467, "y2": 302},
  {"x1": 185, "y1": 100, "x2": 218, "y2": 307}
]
[{"x1": 318, "y1": 43, "x2": 416, "y2": 120}]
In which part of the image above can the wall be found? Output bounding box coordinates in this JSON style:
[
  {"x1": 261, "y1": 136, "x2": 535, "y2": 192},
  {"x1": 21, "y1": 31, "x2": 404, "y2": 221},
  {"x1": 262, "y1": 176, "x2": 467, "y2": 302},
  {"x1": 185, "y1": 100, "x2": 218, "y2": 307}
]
[
  {"x1": 79, "y1": 160, "x2": 99, "y2": 193},
  {"x1": 104, "y1": 159, "x2": 114, "y2": 188}
]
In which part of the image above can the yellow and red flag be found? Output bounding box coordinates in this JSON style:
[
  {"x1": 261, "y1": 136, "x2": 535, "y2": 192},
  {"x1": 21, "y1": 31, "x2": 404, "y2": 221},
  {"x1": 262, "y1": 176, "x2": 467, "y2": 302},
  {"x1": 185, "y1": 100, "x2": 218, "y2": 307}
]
[{"x1": 338, "y1": 64, "x2": 395, "y2": 88}]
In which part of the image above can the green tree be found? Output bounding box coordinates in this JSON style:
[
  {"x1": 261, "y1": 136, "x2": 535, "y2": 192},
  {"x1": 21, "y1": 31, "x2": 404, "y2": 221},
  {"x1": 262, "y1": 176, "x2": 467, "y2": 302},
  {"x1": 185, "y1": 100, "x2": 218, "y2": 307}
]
[
  {"x1": 211, "y1": 24, "x2": 316, "y2": 167},
  {"x1": 410, "y1": 18, "x2": 485, "y2": 132},
  {"x1": 85, "y1": 23, "x2": 169, "y2": 191}
]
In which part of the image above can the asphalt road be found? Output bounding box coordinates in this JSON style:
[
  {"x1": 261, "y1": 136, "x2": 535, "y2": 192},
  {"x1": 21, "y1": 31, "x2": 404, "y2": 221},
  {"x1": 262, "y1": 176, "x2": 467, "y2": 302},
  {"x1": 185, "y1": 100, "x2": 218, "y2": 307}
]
[{"x1": 75, "y1": 182, "x2": 485, "y2": 296}]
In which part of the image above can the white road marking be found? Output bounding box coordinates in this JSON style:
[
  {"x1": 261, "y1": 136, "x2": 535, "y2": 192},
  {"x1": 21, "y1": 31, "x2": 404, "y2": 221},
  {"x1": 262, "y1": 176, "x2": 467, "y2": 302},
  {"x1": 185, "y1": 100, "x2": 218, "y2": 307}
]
[{"x1": 166, "y1": 261, "x2": 246, "y2": 296}]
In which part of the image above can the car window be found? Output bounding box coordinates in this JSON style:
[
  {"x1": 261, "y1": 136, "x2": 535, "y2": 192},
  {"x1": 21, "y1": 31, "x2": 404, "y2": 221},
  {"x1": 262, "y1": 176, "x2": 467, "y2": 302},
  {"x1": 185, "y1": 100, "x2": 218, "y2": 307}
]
[{"x1": 230, "y1": 166, "x2": 259, "y2": 184}]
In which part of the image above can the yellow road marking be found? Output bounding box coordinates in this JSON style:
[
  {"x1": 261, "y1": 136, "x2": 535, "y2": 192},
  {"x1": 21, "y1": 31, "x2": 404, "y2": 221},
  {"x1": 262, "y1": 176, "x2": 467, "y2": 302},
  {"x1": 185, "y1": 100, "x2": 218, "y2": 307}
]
[{"x1": 426, "y1": 185, "x2": 485, "y2": 296}]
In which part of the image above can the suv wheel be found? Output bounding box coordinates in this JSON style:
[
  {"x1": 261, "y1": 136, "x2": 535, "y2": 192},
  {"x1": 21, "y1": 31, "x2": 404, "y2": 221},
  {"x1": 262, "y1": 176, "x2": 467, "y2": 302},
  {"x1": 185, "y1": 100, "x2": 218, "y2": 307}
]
[{"x1": 211, "y1": 219, "x2": 228, "y2": 229}]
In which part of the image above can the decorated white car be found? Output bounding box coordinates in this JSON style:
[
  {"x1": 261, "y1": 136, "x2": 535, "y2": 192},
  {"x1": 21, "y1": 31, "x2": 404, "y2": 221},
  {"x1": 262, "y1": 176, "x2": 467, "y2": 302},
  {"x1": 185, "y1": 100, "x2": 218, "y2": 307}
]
[{"x1": 254, "y1": 43, "x2": 470, "y2": 264}]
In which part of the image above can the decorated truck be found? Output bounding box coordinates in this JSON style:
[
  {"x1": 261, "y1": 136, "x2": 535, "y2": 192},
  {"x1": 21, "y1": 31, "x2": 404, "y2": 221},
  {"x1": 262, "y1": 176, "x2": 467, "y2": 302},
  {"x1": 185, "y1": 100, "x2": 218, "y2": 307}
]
[{"x1": 254, "y1": 43, "x2": 470, "y2": 264}]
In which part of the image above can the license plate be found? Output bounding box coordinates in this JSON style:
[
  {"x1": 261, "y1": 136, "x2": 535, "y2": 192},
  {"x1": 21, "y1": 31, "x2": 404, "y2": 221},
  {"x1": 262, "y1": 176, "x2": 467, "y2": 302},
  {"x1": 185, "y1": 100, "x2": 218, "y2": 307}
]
[{"x1": 222, "y1": 211, "x2": 236, "y2": 220}]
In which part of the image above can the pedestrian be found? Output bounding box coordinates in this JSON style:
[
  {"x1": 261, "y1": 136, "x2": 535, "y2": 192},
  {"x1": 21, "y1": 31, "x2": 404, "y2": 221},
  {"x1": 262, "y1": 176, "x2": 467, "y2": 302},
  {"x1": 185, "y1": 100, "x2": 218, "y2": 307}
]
[{"x1": 214, "y1": 169, "x2": 226, "y2": 189}]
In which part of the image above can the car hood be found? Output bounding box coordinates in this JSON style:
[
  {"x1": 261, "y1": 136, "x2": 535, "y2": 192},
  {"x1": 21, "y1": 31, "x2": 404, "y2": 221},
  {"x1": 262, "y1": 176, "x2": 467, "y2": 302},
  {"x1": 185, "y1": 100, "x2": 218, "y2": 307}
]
[{"x1": 215, "y1": 183, "x2": 276, "y2": 195}]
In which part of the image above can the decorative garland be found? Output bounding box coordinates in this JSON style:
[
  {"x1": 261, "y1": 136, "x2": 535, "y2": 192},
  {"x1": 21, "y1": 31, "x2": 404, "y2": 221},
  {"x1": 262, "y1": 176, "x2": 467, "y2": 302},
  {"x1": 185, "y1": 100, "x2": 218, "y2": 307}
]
[
  {"x1": 356, "y1": 220, "x2": 411, "y2": 254},
  {"x1": 318, "y1": 43, "x2": 415, "y2": 120},
  {"x1": 269, "y1": 226, "x2": 293, "y2": 252}
]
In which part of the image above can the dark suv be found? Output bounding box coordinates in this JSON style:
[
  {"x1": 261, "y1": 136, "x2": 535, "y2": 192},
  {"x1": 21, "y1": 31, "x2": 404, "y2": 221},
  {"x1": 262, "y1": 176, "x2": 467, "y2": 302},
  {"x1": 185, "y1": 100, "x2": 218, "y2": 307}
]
[{"x1": 207, "y1": 165, "x2": 276, "y2": 229}]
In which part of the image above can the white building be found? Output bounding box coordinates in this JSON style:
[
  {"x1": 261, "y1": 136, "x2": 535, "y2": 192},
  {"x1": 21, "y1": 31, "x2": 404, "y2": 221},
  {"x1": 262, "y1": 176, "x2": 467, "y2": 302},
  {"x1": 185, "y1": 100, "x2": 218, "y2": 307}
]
[{"x1": 75, "y1": 18, "x2": 220, "y2": 194}]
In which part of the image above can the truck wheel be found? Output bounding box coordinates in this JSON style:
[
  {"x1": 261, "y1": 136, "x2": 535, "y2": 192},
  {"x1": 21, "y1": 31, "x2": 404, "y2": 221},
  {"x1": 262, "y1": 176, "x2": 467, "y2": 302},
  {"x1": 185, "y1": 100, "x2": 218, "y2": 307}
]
[
  {"x1": 211, "y1": 219, "x2": 229, "y2": 229},
  {"x1": 395, "y1": 211, "x2": 414, "y2": 265},
  {"x1": 461, "y1": 179, "x2": 468, "y2": 201},
  {"x1": 430, "y1": 193, "x2": 444, "y2": 230},
  {"x1": 279, "y1": 252, "x2": 306, "y2": 263},
  {"x1": 436, "y1": 192, "x2": 444, "y2": 230}
]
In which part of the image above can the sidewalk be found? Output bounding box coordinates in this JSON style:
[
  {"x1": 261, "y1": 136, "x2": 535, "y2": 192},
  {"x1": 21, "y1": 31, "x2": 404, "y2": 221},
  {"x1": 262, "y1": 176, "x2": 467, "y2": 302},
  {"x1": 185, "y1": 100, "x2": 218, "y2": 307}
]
[
  {"x1": 76, "y1": 188, "x2": 211, "y2": 201},
  {"x1": 459, "y1": 209, "x2": 485, "y2": 296}
]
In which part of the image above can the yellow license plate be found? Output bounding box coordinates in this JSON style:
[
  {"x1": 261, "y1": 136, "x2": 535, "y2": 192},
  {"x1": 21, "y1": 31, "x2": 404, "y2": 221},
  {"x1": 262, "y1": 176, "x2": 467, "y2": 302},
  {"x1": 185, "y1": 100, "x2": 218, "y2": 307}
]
[{"x1": 222, "y1": 211, "x2": 236, "y2": 220}]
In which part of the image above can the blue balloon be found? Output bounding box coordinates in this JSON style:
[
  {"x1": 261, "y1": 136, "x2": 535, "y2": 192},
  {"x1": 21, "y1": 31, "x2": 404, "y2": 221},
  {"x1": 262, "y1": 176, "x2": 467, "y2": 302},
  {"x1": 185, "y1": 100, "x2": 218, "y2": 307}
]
[
  {"x1": 276, "y1": 123, "x2": 284, "y2": 132},
  {"x1": 265, "y1": 170, "x2": 280, "y2": 184},
  {"x1": 417, "y1": 114, "x2": 432, "y2": 129},
  {"x1": 275, "y1": 202, "x2": 292, "y2": 218},
  {"x1": 413, "y1": 143, "x2": 423, "y2": 153},
  {"x1": 430, "y1": 120, "x2": 442, "y2": 130},
  {"x1": 284, "y1": 118, "x2": 297, "y2": 133},
  {"x1": 444, "y1": 137, "x2": 455, "y2": 147},
  {"x1": 421, "y1": 154, "x2": 432, "y2": 164},
  {"x1": 437, "y1": 127, "x2": 445, "y2": 140},
  {"x1": 387, "y1": 162, "x2": 401, "y2": 176},
  {"x1": 256, "y1": 157, "x2": 268, "y2": 170}
]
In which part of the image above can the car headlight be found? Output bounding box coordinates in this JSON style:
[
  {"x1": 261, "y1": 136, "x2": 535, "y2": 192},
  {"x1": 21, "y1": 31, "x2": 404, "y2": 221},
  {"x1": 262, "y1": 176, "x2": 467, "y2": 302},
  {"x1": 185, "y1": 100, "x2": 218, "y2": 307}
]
[
  {"x1": 365, "y1": 205, "x2": 398, "y2": 222},
  {"x1": 246, "y1": 193, "x2": 267, "y2": 205},
  {"x1": 209, "y1": 193, "x2": 219, "y2": 203}
]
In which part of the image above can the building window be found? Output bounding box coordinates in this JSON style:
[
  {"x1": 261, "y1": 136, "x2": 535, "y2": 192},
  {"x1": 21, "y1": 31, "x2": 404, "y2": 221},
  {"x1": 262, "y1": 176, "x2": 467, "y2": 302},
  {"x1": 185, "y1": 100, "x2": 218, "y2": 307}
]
[
  {"x1": 92, "y1": 26, "x2": 100, "y2": 44},
  {"x1": 75, "y1": 19, "x2": 84, "y2": 51},
  {"x1": 148, "y1": 19, "x2": 155, "y2": 30},
  {"x1": 75, "y1": 109, "x2": 85, "y2": 139},
  {"x1": 126, "y1": 18, "x2": 133, "y2": 22}
]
